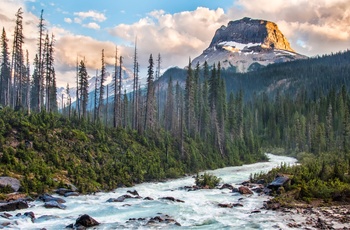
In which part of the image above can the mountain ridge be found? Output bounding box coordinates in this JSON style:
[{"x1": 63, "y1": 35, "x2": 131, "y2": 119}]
[{"x1": 192, "y1": 17, "x2": 306, "y2": 72}]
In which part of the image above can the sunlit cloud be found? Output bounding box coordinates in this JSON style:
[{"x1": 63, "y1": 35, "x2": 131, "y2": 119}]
[
  {"x1": 110, "y1": 7, "x2": 227, "y2": 69},
  {"x1": 83, "y1": 22, "x2": 100, "y2": 30},
  {"x1": 64, "y1": 17, "x2": 72, "y2": 24}
]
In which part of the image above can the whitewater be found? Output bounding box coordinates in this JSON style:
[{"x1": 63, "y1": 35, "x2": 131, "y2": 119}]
[{"x1": 1, "y1": 154, "x2": 297, "y2": 229}]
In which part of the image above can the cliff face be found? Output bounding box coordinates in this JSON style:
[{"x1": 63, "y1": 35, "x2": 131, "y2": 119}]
[
  {"x1": 209, "y1": 17, "x2": 294, "y2": 52},
  {"x1": 192, "y1": 17, "x2": 305, "y2": 72}
]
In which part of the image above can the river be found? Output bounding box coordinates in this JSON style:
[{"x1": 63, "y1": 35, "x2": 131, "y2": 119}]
[{"x1": 2, "y1": 154, "x2": 297, "y2": 229}]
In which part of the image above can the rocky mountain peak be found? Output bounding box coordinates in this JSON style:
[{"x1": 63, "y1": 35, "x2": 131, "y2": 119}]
[
  {"x1": 192, "y1": 17, "x2": 306, "y2": 72},
  {"x1": 209, "y1": 17, "x2": 294, "y2": 52}
]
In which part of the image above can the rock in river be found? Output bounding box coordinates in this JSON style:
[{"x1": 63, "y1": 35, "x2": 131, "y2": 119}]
[
  {"x1": 44, "y1": 201, "x2": 66, "y2": 210},
  {"x1": 0, "y1": 200, "x2": 28, "y2": 212},
  {"x1": 75, "y1": 214, "x2": 99, "y2": 228},
  {"x1": 238, "y1": 186, "x2": 253, "y2": 195}
]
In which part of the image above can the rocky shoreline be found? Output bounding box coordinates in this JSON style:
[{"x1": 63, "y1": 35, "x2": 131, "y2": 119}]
[{"x1": 275, "y1": 205, "x2": 350, "y2": 229}]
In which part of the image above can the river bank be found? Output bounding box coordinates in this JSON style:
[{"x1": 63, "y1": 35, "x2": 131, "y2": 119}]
[
  {"x1": 275, "y1": 204, "x2": 350, "y2": 229},
  {"x1": 0, "y1": 154, "x2": 299, "y2": 229}
]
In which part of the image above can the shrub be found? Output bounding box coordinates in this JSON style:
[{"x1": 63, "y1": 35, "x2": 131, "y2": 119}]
[{"x1": 195, "y1": 173, "x2": 221, "y2": 189}]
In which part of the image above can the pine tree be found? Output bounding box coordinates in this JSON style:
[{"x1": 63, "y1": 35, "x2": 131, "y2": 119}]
[
  {"x1": 49, "y1": 68, "x2": 57, "y2": 112},
  {"x1": 123, "y1": 89, "x2": 129, "y2": 128},
  {"x1": 200, "y1": 61, "x2": 210, "y2": 140},
  {"x1": 185, "y1": 58, "x2": 194, "y2": 136},
  {"x1": 75, "y1": 57, "x2": 80, "y2": 118},
  {"x1": 65, "y1": 83, "x2": 71, "y2": 118},
  {"x1": 25, "y1": 50, "x2": 30, "y2": 113},
  {"x1": 144, "y1": 54, "x2": 155, "y2": 131},
  {"x1": 11, "y1": 8, "x2": 25, "y2": 109},
  {"x1": 78, "y1": 60, "x2": 89, "y2": 118},
  {"x1": 164, "y1": 76, "x2": 174, "y2": 131},
  {"x1": 193, "y1": 62, "x2": 200, "y2": 133},
  {"x1": 156, "y1": 53, "x2": 161, "y2": 123},
  {"x1": 118, "y1": 56, "x2": 123, "y2": 127},
  {"x1": 36, "y1": 9, "x2": 45, "y2": 112},
  {"x1": 132, "y1": 39, "x2": 138, "y2": 130},
  {"x1": 43, "y1": 33, "x2": 56, "y2": 112},
  {"x1": 31, "y1": 54, "x2": 40, "y2": 111},
  {"x1": 113, "y1": 47, "x2": 118, "y2": 128},
  {"x1": 0, "y1": 28, "x2": 10, "y2": 106},
  {"x1": 94, "y1": 69, "x2": 99, "y2": 122},
  {"x1": 98, "y1": 49, "x2": 106, "y2": 120}
]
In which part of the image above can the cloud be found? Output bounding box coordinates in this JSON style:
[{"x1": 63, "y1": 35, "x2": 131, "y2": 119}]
[
  {"x1": 83, "y1": 22, "x2": 100, "y2": 30},
  {"x1": 227, "y1": 0, "x2": 350, "y2": 56},
  {"x1": 74, "y1": 10, "x2": 106, "y2": 22},
  {"x1": 109, "y1": 7, "x2": 227, "y2": 69},
  {"x1": 64, "y1": 17, "x2": 72, "y2": 24},
  {"x1": 74, "y1": 17, "x2": 82, "y2": 24}
]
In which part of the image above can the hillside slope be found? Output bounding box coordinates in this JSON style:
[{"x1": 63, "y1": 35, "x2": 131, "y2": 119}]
[{"x1": 0, "y1": 108, "x2": 266, "y2": 194}]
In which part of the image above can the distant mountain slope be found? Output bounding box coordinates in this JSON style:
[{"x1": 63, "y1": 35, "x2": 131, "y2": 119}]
[
  {"x1": 192, "y1": 17, "x2": 306, "y2": 72},
  {"x1": 158, "y1": 50, "x2": 350, "y2": 100}
]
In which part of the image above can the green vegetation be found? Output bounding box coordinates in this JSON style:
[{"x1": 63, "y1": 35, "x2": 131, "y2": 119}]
[
  {"x1": 195, "y1": 173, "x2": 221, "y2": 189},
  {"x1": 253, "y1": 153, "x2": 350, "y2": 204},
  {"x1": 0, "y1": 108, "x2": 265, "y2": 194}
]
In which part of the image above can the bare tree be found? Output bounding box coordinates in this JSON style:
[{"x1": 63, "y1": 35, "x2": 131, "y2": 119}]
[{"x1": 113, "y1": 47, "x2": 118, "y2": 128}]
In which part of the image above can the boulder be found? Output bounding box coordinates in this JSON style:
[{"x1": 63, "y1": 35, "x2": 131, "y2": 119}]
[
  {"x1": 263, "y1": 187, "x2": 272, "y2": 195},
  {"x1": 75, "y1": 214, "x2": 99, "y2": 228},
  {"x1": 0, "y1": 213, "x2": 12, "y2": 219},
  {"x1": 146, "y1": 214, "x2": 181, "y2": 226},
  {"x1": 127, "y1": 190, "x2": 139, "y2": 196},
  {"x1": 218, "y1": 203, "x2": 232, "y2": 208},
  {"x1": 256, "y1": 179, "x2": 266, "y2": 185},
  {"x1": 252, "y1": 185, "x2": 264, "y2": 194},
  {"x1": 55, "y1": 188, "x2": 73, "y2": 196},
  {"x1": 251, "y1": 210, "x2": 261, "y2": 214},
  {"x1": 5, "y1": 193, "x2": 32, "y2": 201},
  {"x1": 263, "y1": 200, "x2": 281, "y2": 210},
  {"x1": 106, "y1": 194, "x2": 133, "y2": 203},
  {"x1": 24, "y1": 211, "x2": 35, "y2": 221},
  {"x1": 160, "y1": 197, "x2": 185, "y2": 203},
  {"x1": 144, "y1": 197, "x2": 154, "y2": 200},
  {"x1": 64, "y1": 192, "x2": 79, "y2": 197},
  {"x1": 0, "y1": 177, "x2": 21, "y2": 192},
  {"x1": 220, "y1": 184, "x2": 234, "y2": 190},
  {"x1": 267, "y1": 175, "x2": 289, "y2": 189},
  {"x1": 218, "y1": 203, "x2": 243, "y2": 208},
  {"x1": 44, "y1": 201, "x2": 66, "y2": 210},
  {"x1": 38, "y1": 194, "x2": 66, "y2": 203},
  {"x1": 238, "y1": 186, "x2": 253, "y2": 195},
  {"x1": 0, "y1": 200, "x2": 28, "y2": 211}
]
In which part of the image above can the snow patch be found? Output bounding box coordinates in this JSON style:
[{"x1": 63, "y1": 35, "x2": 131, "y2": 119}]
[{"x1": 219, "y1": 41, "x2": 261, "y2": 52}]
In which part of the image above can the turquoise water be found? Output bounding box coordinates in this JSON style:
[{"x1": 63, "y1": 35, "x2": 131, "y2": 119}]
[{"x1": 1, "y1": 154, "x2": 297, "y2": 229}]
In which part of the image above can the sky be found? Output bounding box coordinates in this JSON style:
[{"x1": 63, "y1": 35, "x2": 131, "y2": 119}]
[{"x1": 1, "y1": 0, "x2": 349, "y2": 88}]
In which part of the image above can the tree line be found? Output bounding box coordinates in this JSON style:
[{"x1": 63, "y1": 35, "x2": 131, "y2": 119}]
[{"x1": 0, "y1": 9, "x2": 57, "y2": 113}]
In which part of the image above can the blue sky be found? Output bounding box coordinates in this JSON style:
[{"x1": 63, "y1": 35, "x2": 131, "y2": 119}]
[
  {"x1": 1, "y1": 0, "x2": 349, "y2": 87},
  {"x1": 26, "y1": 0, "x2": 235, "y2": 43}
]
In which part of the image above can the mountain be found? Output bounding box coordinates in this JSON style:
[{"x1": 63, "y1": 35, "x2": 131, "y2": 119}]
[
  {"x1": 192, "y1": 17, "x2": 306, "y2": 72},
  {"x1": 157, "y1": 50, "x2": 350, "y2": 101}
]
